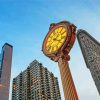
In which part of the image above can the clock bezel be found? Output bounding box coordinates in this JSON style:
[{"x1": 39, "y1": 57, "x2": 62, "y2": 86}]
[{"x1": 42, "y1": 21, "x2": 72, "y2": 56}]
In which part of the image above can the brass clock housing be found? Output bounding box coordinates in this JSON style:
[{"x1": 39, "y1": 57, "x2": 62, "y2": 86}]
[{"x1": 42, "y1": 21, "x2": 76, "y2": 62}]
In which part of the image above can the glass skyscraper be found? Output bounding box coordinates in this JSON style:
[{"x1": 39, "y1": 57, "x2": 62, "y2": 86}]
[{"x1": 0, "y1": 43, "x2": 13, "y2": 100}]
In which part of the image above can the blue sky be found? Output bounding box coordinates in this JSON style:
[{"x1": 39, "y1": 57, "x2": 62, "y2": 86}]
[{"x1": 0, "y1": 0, "x2": 100, "y2": 100}]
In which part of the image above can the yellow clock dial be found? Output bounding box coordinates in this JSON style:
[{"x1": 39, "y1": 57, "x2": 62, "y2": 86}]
[{"x1": 46, "y1": 26, "x2": 67, "y2": 53}]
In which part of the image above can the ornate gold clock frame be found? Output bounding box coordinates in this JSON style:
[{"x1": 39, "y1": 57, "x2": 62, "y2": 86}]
[{"x1": 42, "y1": 21, "x2": 79, "y2": 100}]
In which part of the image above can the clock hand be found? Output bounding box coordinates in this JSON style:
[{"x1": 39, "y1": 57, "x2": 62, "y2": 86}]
[{"x1": 55, "y1": 39, "x2": 61, "y2": 41}]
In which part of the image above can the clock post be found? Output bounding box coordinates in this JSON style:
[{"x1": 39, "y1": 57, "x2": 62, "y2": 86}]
[
  {"x1": 58, "y1": 55, "x2": 78, "y2": 100},
  {"x1": 42, "y1": 21, "x2": 79, "y2": 100}
]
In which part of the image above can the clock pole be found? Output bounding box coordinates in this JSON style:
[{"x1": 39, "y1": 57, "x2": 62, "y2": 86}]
[
  {"x1": 42, "y1": 21, "x2": 79, "y2": 100},
  {"x1": 58, "y1": 56, "x2": 78, "y2": 100}
]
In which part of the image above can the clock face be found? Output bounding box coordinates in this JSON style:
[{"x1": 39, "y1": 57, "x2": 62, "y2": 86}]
[{"x1": 44, "y1": 26, "x2": 68, "y2": 54}]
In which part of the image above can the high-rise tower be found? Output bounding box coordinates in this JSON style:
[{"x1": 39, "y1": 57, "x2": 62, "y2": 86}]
[
  {"x1": 0, "y1": 43, "x2": 13, "y2": 100},
  {"x1": 12, "y1": 60, "x2": 61, "y2": 100},
  {"x1": 77, "y1": 29, "x2": 100, "y2": 95}
]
